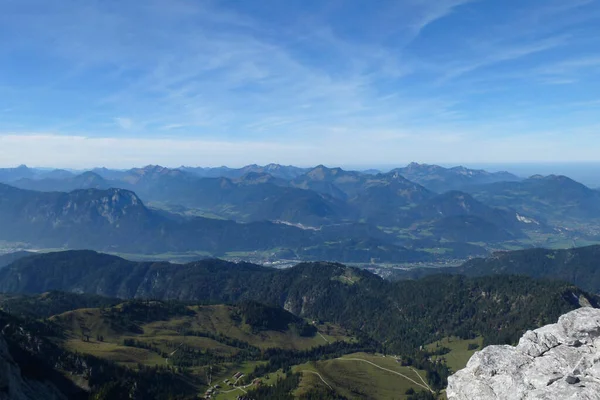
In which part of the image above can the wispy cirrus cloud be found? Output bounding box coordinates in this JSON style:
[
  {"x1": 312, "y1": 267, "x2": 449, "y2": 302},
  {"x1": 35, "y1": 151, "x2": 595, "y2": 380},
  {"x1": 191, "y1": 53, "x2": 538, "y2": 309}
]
[
  {"x1": 1, "y1": 0, "x2": 600, "y2": 166},
  {"x1": 407, "y1": 0, "x2": 476, "y2": 39},
  {"x1": 536, "y1": 56, "x2": 600, "y2": 83},
  {"x1": 438, "y1": 35, "x2": 569, "y2": 82}
]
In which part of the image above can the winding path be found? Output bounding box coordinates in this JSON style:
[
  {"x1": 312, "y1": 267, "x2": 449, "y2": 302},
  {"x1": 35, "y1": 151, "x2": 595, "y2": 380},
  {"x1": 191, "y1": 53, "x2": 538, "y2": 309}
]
[
  {"x1": 336, "y1": 357, "x2": 433, "y2": 393},
  {"x1": 410, "y1": 366, "x2": 431, "y2": 389},
  {"x1": 220, "y1": 383, "x2": 252, "y2": 394},
  {"x1": 318, "y1": 332, "x2": 331, "y2": 344},
  {"x1": 301, "y1": 370, "x2": 333, "y2": 390}
]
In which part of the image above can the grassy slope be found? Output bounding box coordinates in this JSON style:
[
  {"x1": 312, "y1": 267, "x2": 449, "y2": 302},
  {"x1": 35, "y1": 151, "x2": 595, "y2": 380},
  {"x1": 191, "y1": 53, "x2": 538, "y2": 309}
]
[
  {"x1": 51, "y1": 303, "x2": 351, "y2": 397},
  {"x1": 186, "y1": 305, "x2": 342, "y2": 350},
  {"x1": 51, "y1": 305, "x2": 435, "y2": 399},
  {"x1": 292, "y1": 352, "x2": 431, "y2": 400},
  {"x1": 52, "y1": 304, "x2": 346, "y2": 352}
]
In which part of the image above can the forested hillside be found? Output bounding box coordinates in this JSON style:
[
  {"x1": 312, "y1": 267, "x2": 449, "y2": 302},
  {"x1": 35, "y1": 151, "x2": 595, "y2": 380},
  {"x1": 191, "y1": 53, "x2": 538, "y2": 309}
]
[
  {"x1": 0, "y1": 251, "x2": 595, "y2": 354},
  {"x1": 458, "y1": 245, "x2": 600, "y2": 293},
  {"x1": 0, "y1": 308, "x2": 199, "y2": 399},
  {"x1": 388, "y1": 244, "x2": 600, "y2": 296}
]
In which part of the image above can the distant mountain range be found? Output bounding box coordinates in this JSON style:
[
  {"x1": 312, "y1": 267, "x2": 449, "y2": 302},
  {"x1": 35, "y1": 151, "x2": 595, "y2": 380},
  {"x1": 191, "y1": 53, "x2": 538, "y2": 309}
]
[
  {"x1": 180, "y1": 163, "x2": 310, "y2": 180},
  {"x1": 0, "y1": 183, "x2": 440, "y2": 262},
  {"x1": 0, "y1": 164, "x2": 75, "y2": 182},
  {"x1": 464, "y1": 174, "x2": 600, "y2": 221},
  {"x1": 0, "y1": 183, "x2": 310, "y2": 254},
  {"x1": 1, "y1": 162, "x2": 599, "y2": 262},
  {"x1": 392, "y1": 163, "x2": 521, "y2": 193},
  {"x1": 2, "y1": 163, "x2": 527, "y2": 225}
]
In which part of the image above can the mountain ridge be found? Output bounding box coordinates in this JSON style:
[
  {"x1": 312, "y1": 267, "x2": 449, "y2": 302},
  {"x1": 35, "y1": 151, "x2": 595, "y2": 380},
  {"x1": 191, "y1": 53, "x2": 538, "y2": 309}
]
[
  {"x1": 0, "y1": 249, "x2": 596, "y2": 354},
  {"x1": 465, "y1": 174, "x2": 600, "y2": 221},
  {"x1": 3, "y1": 163, "x2": 600, "y2": 263},
  {"x1": 392, "y1": 163, "x2": 521, "y2": 193}
]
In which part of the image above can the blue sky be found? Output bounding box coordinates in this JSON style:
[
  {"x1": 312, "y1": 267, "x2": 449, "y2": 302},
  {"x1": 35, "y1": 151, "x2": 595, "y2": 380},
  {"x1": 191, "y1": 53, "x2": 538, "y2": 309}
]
[{"x1": 1, "y1": 0, "x2": 599, "y2": 168}]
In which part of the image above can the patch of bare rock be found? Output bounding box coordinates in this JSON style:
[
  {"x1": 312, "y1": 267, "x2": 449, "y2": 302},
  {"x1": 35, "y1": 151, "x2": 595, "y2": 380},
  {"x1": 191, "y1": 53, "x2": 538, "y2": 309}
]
[{"x1": 447, "y1": 307, "x2": 600, "y2": 400}]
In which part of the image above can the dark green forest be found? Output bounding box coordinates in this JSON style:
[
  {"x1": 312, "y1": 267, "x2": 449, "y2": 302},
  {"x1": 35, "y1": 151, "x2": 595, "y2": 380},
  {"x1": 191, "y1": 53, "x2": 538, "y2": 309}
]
[{"x1": 1, "y1": 251, "x2": 595, "y2": 355}]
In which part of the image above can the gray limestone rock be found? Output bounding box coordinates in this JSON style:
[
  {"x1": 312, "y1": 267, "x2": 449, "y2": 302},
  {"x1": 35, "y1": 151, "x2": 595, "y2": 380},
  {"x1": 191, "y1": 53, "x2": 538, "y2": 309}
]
[{"x1": 447, "y1": 307, "x2": 600, "y2": 400}]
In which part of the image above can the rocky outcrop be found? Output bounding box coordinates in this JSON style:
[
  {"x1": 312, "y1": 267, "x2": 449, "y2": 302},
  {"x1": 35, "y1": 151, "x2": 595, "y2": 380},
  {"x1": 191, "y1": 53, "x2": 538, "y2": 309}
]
[
  {"x1": 447, "y1": 307, "x2": 600, "y2": 399},
  {"x1": 0, "y1": 333, "x2": 68, "y2": 400}
]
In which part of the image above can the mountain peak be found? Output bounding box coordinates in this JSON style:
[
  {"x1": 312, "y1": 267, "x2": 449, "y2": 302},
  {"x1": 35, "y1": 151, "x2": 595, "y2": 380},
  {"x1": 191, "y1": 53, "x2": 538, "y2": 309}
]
[
  {"x1": 78, "y1": 171, "x2": 103, "y2": 178},
  {"x1": 386, "y1": 170, "x2": 409, "y2": 181},
  {"x1": 264, "y1": 163, "x2": 281, "y2": 170},
  {"x1": 449, "y1": 165, "x2": 483, "y2": 176},
  {"x1": 527, "y1": 174, "x2": 588, "y2": 188},
  {"x1": 80, "y1": 187, "x2": 141, "y2": 201},
  {"x1": 141, "y1": 164, "x2": 166, "y2": 172},
  {"x1": 306, "y1": 165, "x2": 345, "y2": 180},
  {"x1": 544, "y1": 174, "x2": 574, "y2": 182},
  {"x1": 129, "y1": 165, "x2": 187, "y2": 180},
  {"x1": 237, "y1": 171, "x2": 278, "y2": 185},
  {"x1": 406, "y1": 162, "x2": 439, "y2": 169},
  {"x1": 529, "y1": 174, "x2": 545, "y2": 179},
  {"x1": 66, "y1": 188, "x2": 146, "y2": 222},
  {"x1": 405, "y1": 162, "x2": 431, "y2": 171}
]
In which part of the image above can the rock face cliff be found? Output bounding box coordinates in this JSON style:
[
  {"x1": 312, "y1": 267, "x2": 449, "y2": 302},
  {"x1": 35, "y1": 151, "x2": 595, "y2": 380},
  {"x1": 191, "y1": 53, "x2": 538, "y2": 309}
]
[
  {"x1": 0, "y1": 333, "x2": 67, "y2": 400},
  {"x1": 447, "y1": 307, "x2": 600, "y2": 400}
]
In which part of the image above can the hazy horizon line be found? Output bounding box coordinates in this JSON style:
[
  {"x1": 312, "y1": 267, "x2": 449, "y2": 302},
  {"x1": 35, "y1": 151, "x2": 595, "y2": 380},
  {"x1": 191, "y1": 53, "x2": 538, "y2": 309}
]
[{"x1": 5, "y1": 160, "x2": 600, "y2": 170}]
